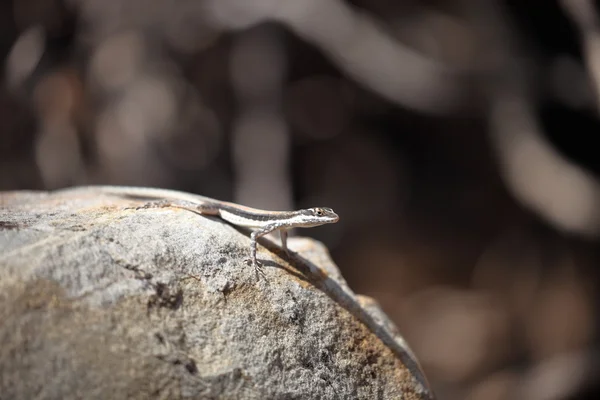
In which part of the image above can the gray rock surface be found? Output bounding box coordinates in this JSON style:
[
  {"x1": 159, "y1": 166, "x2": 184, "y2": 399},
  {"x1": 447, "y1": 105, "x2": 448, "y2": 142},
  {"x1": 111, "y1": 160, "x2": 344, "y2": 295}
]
[{"x1": 0, "y1": 187, "x2": 433, "y2": 400}]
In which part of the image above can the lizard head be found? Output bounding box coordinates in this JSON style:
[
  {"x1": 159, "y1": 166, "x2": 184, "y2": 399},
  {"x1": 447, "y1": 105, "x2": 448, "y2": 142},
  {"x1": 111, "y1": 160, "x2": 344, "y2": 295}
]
[{"x1": 304, "y1": 207, "x2": 339, "y2": 225}]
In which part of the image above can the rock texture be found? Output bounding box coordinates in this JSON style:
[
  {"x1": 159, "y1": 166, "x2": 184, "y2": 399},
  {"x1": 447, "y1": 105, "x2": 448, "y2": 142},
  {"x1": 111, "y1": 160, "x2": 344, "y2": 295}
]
[{"x1": 0, "y1": 187, "x2": 433, "y2": 400}]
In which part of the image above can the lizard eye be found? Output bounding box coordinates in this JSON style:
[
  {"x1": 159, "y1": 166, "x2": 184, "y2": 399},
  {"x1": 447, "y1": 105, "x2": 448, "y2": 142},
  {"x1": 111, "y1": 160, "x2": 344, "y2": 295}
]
[{"x1": 315, "y1": 209, "x2": 323, "y2": 216}]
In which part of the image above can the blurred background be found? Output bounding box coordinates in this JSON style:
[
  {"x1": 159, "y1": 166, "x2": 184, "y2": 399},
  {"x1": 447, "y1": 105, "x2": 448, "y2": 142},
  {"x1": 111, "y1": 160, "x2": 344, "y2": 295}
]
[{"x1": 2, "y1": 0, "x2": 600, "y2": 398}]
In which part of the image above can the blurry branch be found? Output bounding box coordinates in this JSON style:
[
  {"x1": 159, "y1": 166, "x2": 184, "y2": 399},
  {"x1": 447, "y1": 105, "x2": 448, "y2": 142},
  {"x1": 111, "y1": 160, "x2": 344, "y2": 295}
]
[
  {"x1": 5, "y1": 26, "x2": 45, "y2": 91},
  {"x1": 471, "y1": 0, "x2": 600, "y2": 237},
  {"x1": 208, "y1": 0, "x2": 472, "y2": 115},
  {"x1": 560, "y1": 0, "x2": 600, "y2": 113},
  {"x1": 490, "y1": 89, "x2": 600, "y2": 237},
  {"x1": 230, "y1": 25, "x2": 293, "y2": 209},
  {"x1": 514, "y1": 348, "x2": 599, "y2": 400}
]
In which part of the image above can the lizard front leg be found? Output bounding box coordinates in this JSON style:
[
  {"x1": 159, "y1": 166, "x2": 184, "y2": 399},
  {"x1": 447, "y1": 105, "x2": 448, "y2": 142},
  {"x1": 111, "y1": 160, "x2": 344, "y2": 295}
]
[
  {"x1": 247, "y1": 223, "x2": 284, "y2": 279},
  {"x1": 280, "y1": 229, "x2": 289, "y2": 255}
]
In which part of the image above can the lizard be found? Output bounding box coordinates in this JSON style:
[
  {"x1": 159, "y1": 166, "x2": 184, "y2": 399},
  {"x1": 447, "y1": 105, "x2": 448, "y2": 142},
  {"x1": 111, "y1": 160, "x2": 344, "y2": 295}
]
[{"x1": 67, "y1": 186, "x2": 339, "y2": 278}]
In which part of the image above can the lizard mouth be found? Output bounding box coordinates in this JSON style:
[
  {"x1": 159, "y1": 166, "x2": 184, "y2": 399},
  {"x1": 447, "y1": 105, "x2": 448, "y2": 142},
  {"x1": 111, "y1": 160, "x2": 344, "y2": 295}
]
[{"x1": 327, "y1": 214, "x2": 339, "y2": 223}]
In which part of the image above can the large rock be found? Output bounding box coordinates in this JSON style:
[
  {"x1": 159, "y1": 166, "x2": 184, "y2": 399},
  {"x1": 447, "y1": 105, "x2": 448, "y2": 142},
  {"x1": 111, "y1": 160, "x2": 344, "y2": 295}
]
[{"x1": 0, "y1": 187, "x2": 433, "y2": 399}]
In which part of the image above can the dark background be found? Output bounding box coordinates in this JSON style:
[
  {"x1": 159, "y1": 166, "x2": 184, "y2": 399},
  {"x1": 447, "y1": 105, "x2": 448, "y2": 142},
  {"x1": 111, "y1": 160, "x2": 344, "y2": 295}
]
[{"x1": 2, "y1": 0, "x2": 600, "y2": 398}]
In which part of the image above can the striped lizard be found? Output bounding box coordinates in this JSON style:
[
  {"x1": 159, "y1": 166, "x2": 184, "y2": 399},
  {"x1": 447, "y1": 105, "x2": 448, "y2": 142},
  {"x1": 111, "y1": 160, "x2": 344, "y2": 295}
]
[{"x1": 69, "y1": 186, "x2": 339, "y2": 278}]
